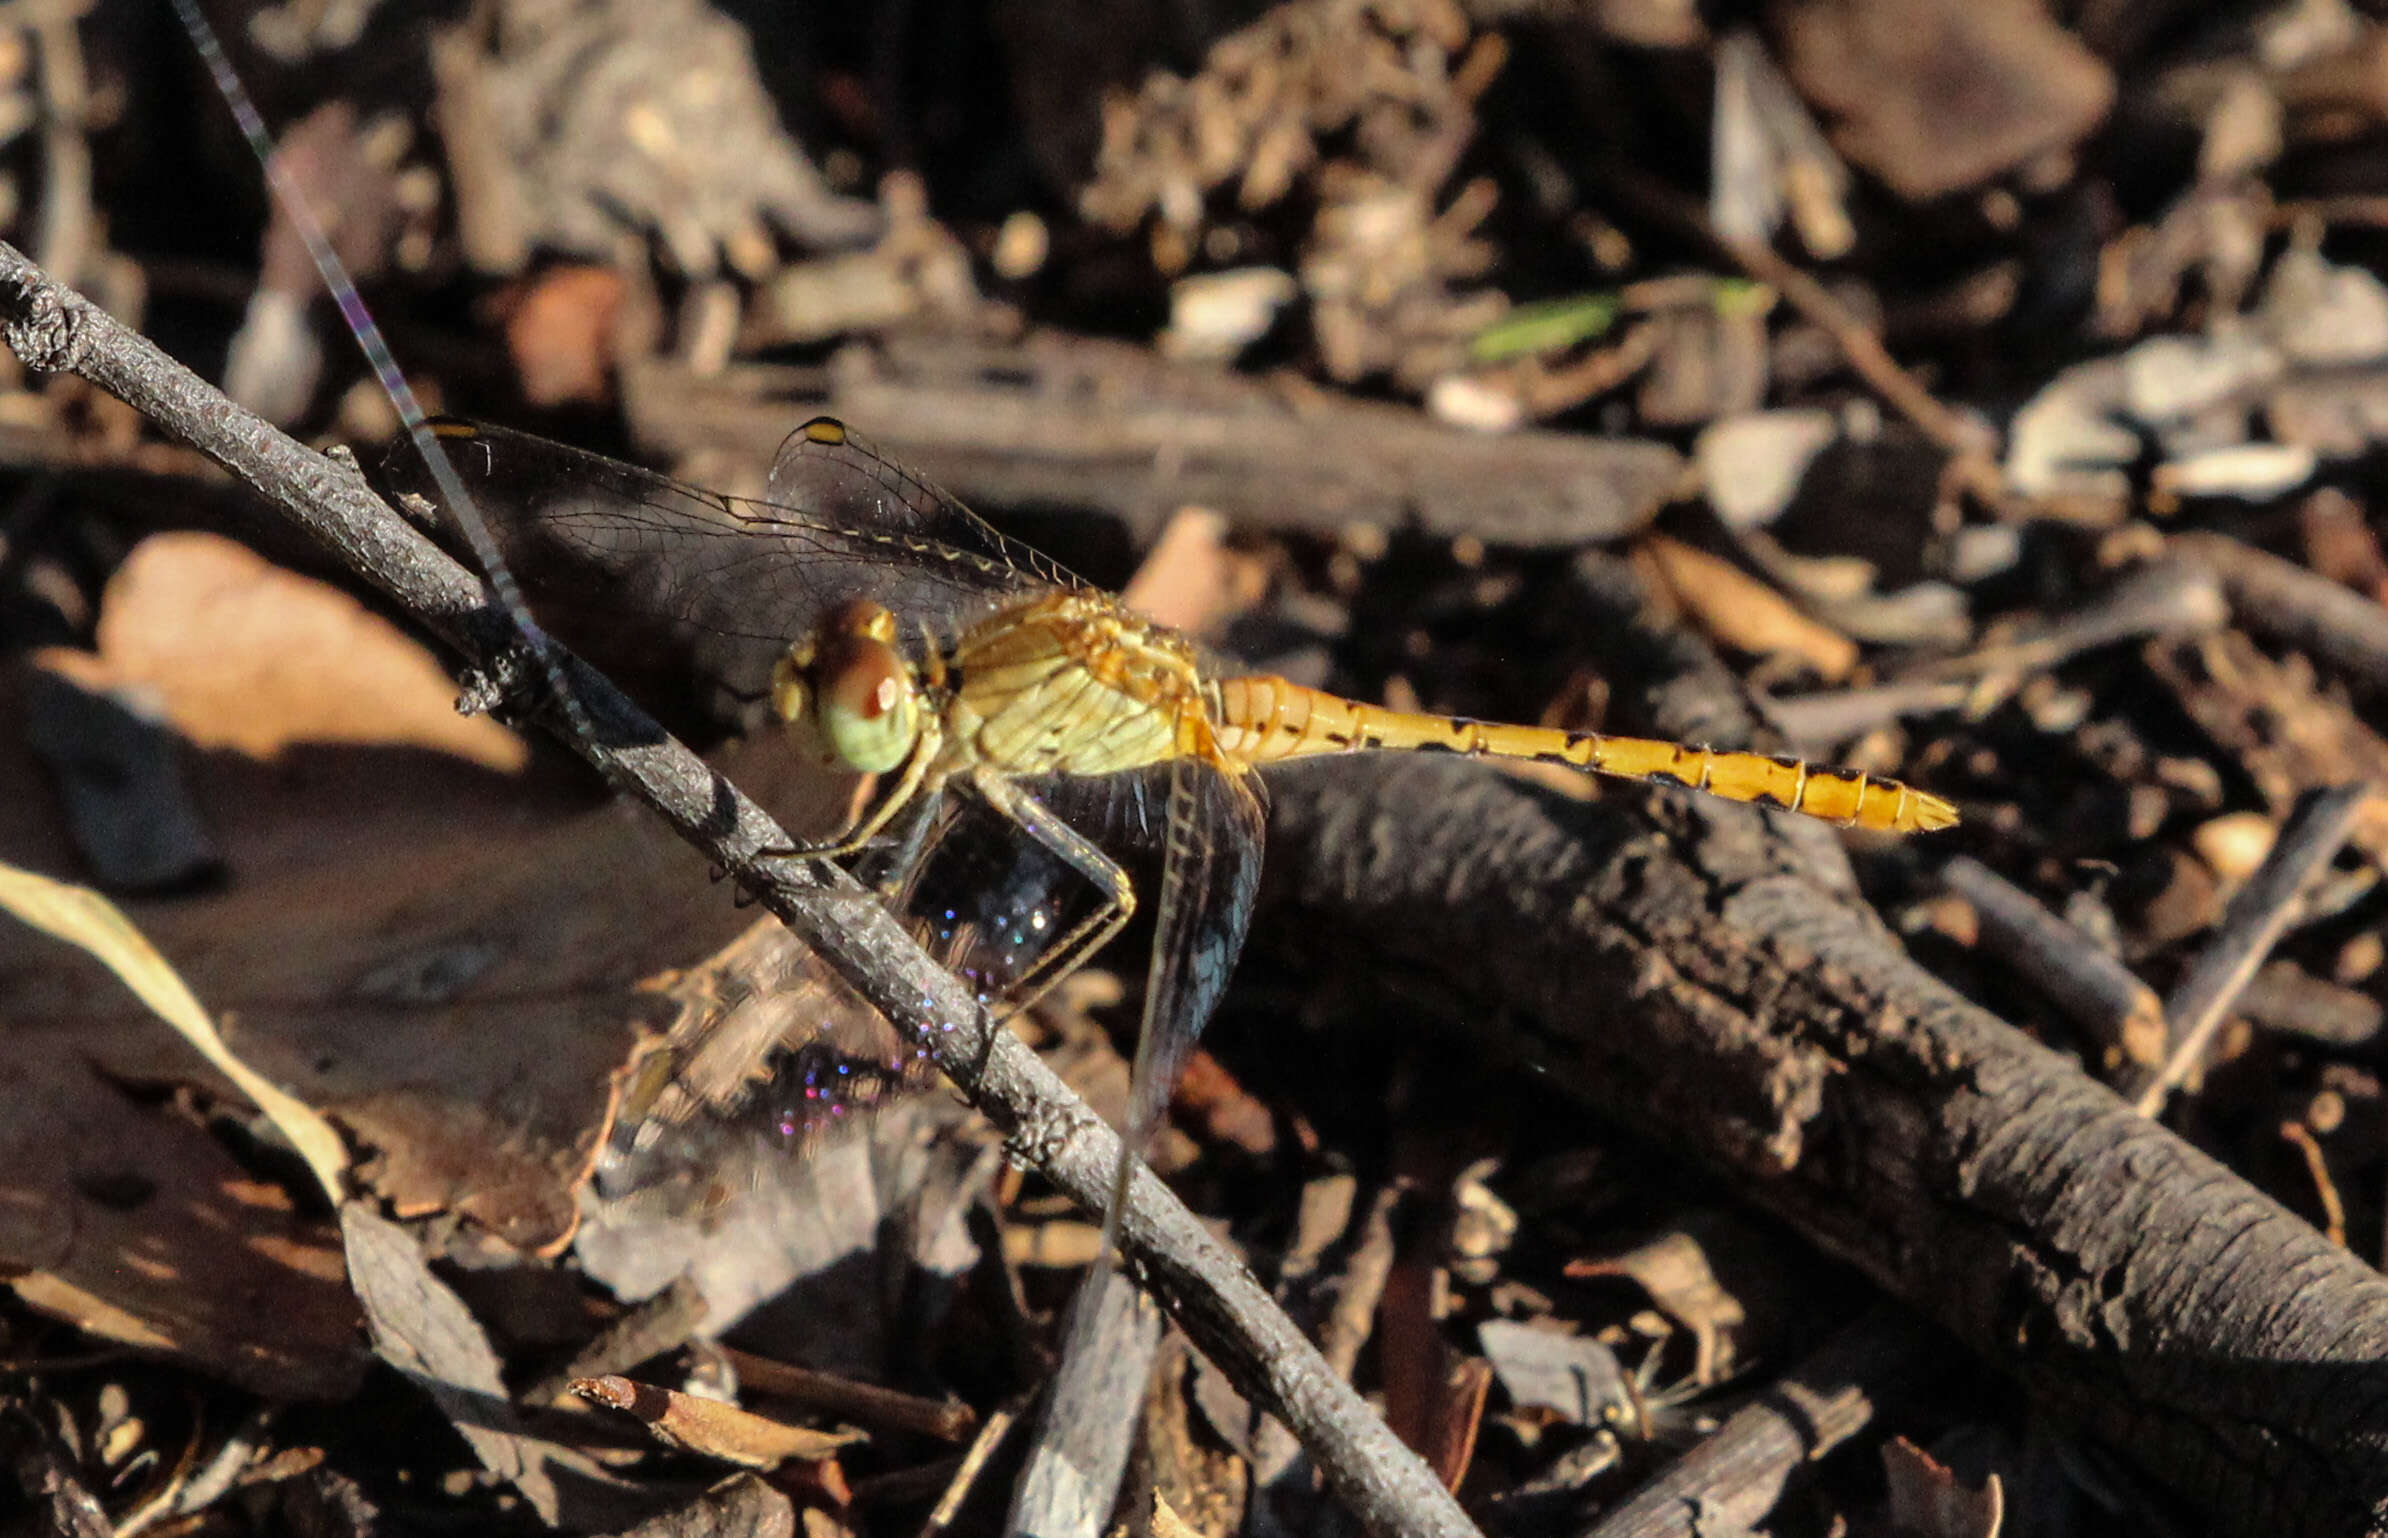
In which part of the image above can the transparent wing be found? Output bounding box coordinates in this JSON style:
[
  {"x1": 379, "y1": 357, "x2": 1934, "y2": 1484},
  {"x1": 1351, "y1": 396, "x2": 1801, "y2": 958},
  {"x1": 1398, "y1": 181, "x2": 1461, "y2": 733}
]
[
  {"x1": 1110, "y1": 757, "x2": 1268, "y2": 1234},
  {"x1": 875, "y1": 767, "x2": 1170, "y2": 1011},
  {"x1": 1036, "y1": 757, "x2": 1265, "y2": 1519},
  {"x1": 599, "y1": 918, "x2": 934, "y2": 1193},
  {"x1": 885, "y1": 760, "x2": 1260, "y2": 1213},
  {"x1": 612, "y1": 765, "x2": 1184, "y2": 1188},
  {"x1": 1135, "y1": 761, "x2": 1267, "y2": 1162},
  {"x1": 840, "y1": 757, "x2": 1250, "y2": 1145},
  {"x1": 379, "y1": 419, "x2": 1071, "y2": 738},
  {"x1": 765, "y1": 418, "x2": 1083, "y2": 599}
]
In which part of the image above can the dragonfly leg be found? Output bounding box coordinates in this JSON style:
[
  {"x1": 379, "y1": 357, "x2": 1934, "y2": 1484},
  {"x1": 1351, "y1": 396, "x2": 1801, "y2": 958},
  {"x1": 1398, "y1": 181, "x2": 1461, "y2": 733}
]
[
  {"x1": 756, "y1": 720, "x2": 945, "y2": 863},
  {"x1": 966, "y1": 766, "x2": 1137, "y2": 1019},
  {"x1": 861, "y1": 793, "x2": 948, "y2": 906}
]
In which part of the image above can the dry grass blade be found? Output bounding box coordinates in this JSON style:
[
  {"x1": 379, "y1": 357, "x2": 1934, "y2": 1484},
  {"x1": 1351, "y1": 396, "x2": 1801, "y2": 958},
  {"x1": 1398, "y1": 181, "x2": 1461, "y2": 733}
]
[{"x1": 0, "y1": 861, "x2": 348, "y2": 1204}]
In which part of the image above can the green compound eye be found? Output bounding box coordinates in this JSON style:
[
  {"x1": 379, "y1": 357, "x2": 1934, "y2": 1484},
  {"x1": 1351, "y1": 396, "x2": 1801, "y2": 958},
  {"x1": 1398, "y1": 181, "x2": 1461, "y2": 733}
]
[{"x1": 813, "y1": 634, "x2": 919, "y2": 774}]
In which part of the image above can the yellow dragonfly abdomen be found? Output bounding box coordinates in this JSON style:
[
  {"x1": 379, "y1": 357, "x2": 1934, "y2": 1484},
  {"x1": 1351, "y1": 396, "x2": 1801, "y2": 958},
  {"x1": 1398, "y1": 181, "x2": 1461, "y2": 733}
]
[{"x1": 1208, "y1": 674, "x2": 1957, "y2": 833}]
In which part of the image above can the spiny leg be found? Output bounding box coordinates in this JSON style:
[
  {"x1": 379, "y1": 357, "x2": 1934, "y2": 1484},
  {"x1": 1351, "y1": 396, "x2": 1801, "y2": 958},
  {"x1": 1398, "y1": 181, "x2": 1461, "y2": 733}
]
[
  {"x1": 965, "y1": 766, "x2": 1137, "y2": 1021},
  {"x1": 863, "y1": 791, "x2": 951, "y2": 907}
]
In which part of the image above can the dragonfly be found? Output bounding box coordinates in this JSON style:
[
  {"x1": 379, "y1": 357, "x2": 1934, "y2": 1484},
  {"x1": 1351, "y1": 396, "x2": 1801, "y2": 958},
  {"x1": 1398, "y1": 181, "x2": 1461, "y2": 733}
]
[
  {"x1": 387, "y1": 415, "x2": 1958, "y2": 1199},
  {"x1": 164, "y1": 0, "x2": 1942, "y2": 1520},
  {"x1": 384, "y1": 416, "x2": 1959, "y2": 1531}
]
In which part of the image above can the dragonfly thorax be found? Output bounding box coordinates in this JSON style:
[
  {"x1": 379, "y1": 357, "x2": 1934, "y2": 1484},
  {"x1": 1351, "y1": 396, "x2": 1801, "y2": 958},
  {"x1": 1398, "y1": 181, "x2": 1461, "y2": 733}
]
[{"x1": 770, "y1": 598, "x2": 925, "y2": 776}]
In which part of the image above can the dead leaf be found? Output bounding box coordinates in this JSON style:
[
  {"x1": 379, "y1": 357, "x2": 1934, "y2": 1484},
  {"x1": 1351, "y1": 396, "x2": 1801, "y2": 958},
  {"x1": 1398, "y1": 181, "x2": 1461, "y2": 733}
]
[
  {"x1": 576, "y1": 909, "x2": 990, "y2": 1363},
  {"x1": 45, "y1": 531, "x2": 526, "y2": 771},
  {"x1": 1698, "y1": 408, "x2": 1839, "y2": 530},
  {"x1": 1776, "y1": 0, "x2": 2113, "y2": 201},
  {"x1": 0, "y1": 539, "x2": 778, "y2": 1251},
  {"x1": 1150, "y1": 1488, "x2": 1206, "y2": 1538},
  {"x1": 1121, "y1": 507, "x2": 1266, "y2": 639},
  {"x1": 574, "y1": 1376, "x2": 864, "y2": 1468},
  {"x1": 1378, "y1": 1251, "x2": 1490, "y2": 1491},
  {"x1": 1476, "y1": 1319, "x2": 1633, "y2": 1428},
  {"x1": 609, "y1": 1474, "x2": 798, "y2": 1538},
  {"x1": 0, "y1": 1054, "x2": 361, "y2": 1401},
  {"x1": 1882, "y1": 1435, "x2": 2004, "y2": 1538},
  {"x1": 501, "y1": 264, "x2": 627, "y2": 409},
  {"x1": 1564, "y1": 1218, "x2": 1760, "y2": 1386},
  {"x1": 341, "y1": 1204, "x2": 572, "y2": 1522},
  {"x1": 1638, "y1": 535, "x2": 1858, "y2": 680}
]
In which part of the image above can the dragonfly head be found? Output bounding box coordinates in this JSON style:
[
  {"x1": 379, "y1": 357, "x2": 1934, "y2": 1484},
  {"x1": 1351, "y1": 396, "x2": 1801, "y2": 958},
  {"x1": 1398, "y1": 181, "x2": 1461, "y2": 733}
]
[{"x1": 772, "y1": 599, "x2": 923, "y2": 775}]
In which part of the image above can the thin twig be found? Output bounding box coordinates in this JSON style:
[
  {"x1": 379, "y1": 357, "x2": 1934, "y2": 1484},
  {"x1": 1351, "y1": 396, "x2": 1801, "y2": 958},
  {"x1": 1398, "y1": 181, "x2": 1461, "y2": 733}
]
[
  {"x1": 1717, "y1": 237, "x2": 1984, "y2": 456},
  {"x1": 1942, "y1": 856, "x2": 2165, "y2": 1068},
  {"x1": 920, "y1": 1396, "x2": 1028, "y2": 1536},
  {"x1": 2129, "y1": 784, "x2": 2373, "y2": 1117},
  {"x1": 1900, "y1": 559, "x2": 2227, "y2": 683},
  {"x1": 0, "y1": 241, "x2": 1478, "y2": 1538},
  {"x1": 1583, "y1": 1308, "x2": 1941, "y2": 1538},
  {"x1": 1767, "y1": 678, "x2": 1973, "y2": 751},
  {"x1": 2174, "y1": 531, "x2": 2388, "y2": 694},
  {"x1": 722, "y1": 1345, "x2": 978, "y2": 1443},
  {"x1": 1583, "y1": 156, "x2": 2002, "y2": 505},
  {"x1": 2278, "y1": 1121, "x2": 2348, "y2": 1249},
  {"x1": 29, "y1": 0, "x2": 93, "y2": 289}
]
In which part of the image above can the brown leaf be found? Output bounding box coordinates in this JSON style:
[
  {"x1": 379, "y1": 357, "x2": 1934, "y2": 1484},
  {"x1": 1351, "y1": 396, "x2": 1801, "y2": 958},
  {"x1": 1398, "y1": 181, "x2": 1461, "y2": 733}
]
[
  {"x1": 1121, "y1": 508, "x2": 1243, "y2": 637},
  {"x1": 1638, "y1": 534, "x2": 1858, "y2": 680},
  {"x1": 0, "y1": 538, "x2": 774, "y2": 1250},
  {"x1": 605, "y1": 1474, "x2": 797, "y2": 1538},
  {"x1": 54, "y1": 531, "x2": 526, "y2": 770},
  {"x1": 1774, "y1": 0, "x2": 2113, "y2": 200},
  {"x1": 1564, "y1": 1217, "x2": 1761, "y2": 1387},
  {"x1": 0, "y1": 1054, "x2": 361, "y2": 1402},
  {"x1": 1881, "y1": 1436, "x2": 2004, "y2": 1538},
  {"x1": 573, "y1": 1376, "x2": 864, "y2": 1469},
  {"x1": 1377, "y1": 1250, "x2": 1490, "y2": 1490},
  {"x1": 343, "y1": 1205, "x2": 592, "y2": 1523},
  {"x1": 500, "y1": 264, "x2": 627, "y2": 409}
]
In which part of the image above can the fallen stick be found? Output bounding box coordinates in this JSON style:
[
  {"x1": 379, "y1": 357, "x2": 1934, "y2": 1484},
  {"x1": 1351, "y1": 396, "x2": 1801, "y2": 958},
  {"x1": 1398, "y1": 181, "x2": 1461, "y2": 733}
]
[
  {"x1": 2126, "y1": 784, "x2": 2373, "y2": 1116},
  {"x1": 1941, "y1": 855, "x2": 2165, "y2": 1069},
  {"x1": 2176, "y1": 530, "x2": 2388, "y2": 694},
  {"x1": 1257, "y1": 558, "x2": 2388, "y2": 1538},
  {"x1": 617, "y1": 337, "x2": 1686, "y2": 548},
  {"x1": 1583, "y1": 1308, "x2": 1942, "y2": 1538}
]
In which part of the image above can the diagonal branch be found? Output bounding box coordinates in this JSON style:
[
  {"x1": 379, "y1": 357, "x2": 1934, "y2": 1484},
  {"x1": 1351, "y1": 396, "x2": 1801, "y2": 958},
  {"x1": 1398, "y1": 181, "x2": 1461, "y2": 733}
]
[{"x1": 0, "y1": 241, "x2": 1479, "y2": 1538}]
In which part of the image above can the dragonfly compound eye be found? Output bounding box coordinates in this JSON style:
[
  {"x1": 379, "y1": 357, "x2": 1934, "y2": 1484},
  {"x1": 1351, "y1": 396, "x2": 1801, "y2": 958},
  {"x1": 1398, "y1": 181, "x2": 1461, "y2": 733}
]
[{"x1": 813, "y1": 633, "x2": 920, "y2": 774}]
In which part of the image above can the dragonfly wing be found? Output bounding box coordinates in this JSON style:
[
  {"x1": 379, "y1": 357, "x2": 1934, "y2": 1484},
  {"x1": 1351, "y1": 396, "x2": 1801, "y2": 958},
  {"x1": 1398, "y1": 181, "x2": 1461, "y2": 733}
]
[
  {"x1": 881, "y1": 755, "x2": 1263, "y2": 1214},
  {"x1": 766, "y1": 418, "x2": 1085, "y2": 597},
  {"x1": 378, "y1": 420, "x2": 1054, "y2": 740},
  {"x1": 614, "y1": 765, "x2": 1182, "y2": 1184},
  {"x1": 1027, "y1": 757, "x2": 1264, "y2": 1529},
  {"x1": 875, "y1": 772, "x2": 1157, "y2": 1012},
  {"x1": 1115, "y1": 755, "x2": 1268, "y2": 1221}
]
